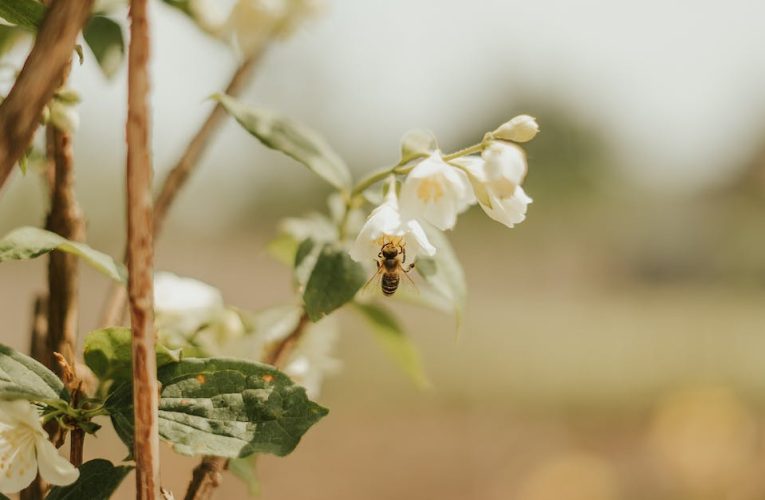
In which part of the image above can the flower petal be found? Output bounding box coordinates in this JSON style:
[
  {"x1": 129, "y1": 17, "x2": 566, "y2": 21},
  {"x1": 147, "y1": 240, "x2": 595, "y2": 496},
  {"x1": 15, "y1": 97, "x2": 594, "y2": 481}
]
[
  {"x1": 404, "y1": 219, "x2": 436, "y2": 260},
  {"x1": 480, "y1": 186, "x2": 532, "y2": 228},
  {"x1": 35, "y1": 436, "x2": 79, "y2": 487},
  {"x1": 0, "y1": 430, "x2": 37, "y2": 494}
]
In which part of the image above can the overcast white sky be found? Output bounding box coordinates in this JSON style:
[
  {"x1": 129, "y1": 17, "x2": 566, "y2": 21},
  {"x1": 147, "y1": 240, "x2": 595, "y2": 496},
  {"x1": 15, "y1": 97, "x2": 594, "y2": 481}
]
[{"x1": 4, "y1": 0, "x2": 765, "y2": 231}]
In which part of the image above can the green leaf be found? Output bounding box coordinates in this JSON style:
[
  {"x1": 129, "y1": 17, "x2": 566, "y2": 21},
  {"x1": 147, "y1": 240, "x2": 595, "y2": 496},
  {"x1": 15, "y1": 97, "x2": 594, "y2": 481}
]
[
  {"x1": 0, "y1": 226, "x2": 126, "y2": 282},
  {"x1": 0, "y1": 493, "x2": 9, "y2": 500},
  {"x1": 0, "y1": 0, "x2": 45, "y2": 31},
  {"x1": 415, "y1": 228, "x2": 467, "y2": 327},
  {"x1": 354, "y1": 303, "x2": 429, "y2": 389},
  {"x1": 108, "y1": 358, "x2": 328, "y2": 458},
  {"x1": 0, "y1": 25, "x2": 25, "y2": 57},
  {"x1": 46, "y1": 459, "x2": 133, "y2": 500},
  {"x1": 229, "y1": 455, "x2": 261, "y2": 496},
  {"x1": 214, "y1": 93, "x2": 352, "y2": 191},
  {"x1": 83, "y1": 16, "x2": 125, "y2": 79},
  {"x1": 303, "y1": 244, "x2": 366, "y2": 321},
  {"x1": 0, "y1": 343, "x2": 68, "y2": 401},
  {"x1": 83, "y1": 327, "x2": 181, "y2": 382}
]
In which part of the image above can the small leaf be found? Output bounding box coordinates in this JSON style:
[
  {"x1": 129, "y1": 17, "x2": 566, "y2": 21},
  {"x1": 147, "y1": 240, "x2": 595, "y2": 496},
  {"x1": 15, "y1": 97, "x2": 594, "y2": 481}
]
[
  {"x1": 108, "y1": 358, "x2": 328, "y2": 458},
  {"x1": 354, "y1": 303, "x2": 430, "y2": 389},
  {"x1": 46, "y1": 459, "x2": 133, "y2": 500},
  {"x1": 400, "y1": 129, "x2": 438, "y2": 165},
  {"x1": 0, "y1": 0, "x2": 45, "y2": 31},
  {"x1": 0, "y1": 343, "x2": 68, "y2": 401},
  {"x1": 83, "y1": 16, "x2": 125, "y2": 78},
  {"x1": 0, "y1": 226, "x2": 126, "y2": 282},
  {"x1": 229, "y1": 455, "x2": 261, "y2": 496},
  {"x1": 415, "y1": 228, "x2": 467, "y2": 328},
  {"x1": 267, "y1": 232, "x2": 299, "y2": 266},
  {"x1": 214, "y1": 93, "x2": 352, "y2": 191},
  {"x1": 83, "y1": 327, "x2": 181, "y2": 382},
  {"x1": 303, "y1": 244, "x2": 366, "y2": 321}
]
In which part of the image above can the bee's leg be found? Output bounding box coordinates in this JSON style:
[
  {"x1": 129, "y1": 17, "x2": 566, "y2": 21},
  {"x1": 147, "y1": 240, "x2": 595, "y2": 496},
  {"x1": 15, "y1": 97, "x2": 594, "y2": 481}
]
[
  {"x1": 374, "y1": 260, "x2": 380, "y2": 269},
  {"x1": 405, "y1": 262, "x2": 415, "y2": 272},
  {"x1": 401, "y1": 245, "x2": 407, "y2": 264}
]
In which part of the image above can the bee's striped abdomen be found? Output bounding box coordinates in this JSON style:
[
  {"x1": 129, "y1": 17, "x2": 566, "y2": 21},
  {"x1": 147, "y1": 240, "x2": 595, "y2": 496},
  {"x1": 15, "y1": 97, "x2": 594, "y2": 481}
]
[{"x1": 381, "y1": 272, "x2": 400, "y2": 296}]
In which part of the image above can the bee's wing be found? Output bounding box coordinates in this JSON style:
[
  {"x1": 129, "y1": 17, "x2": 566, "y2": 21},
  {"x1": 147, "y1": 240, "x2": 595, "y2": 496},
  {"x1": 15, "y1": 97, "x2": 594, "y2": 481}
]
[{"x1": 360, "y1": 262, "x2": 384, "y2": 296}]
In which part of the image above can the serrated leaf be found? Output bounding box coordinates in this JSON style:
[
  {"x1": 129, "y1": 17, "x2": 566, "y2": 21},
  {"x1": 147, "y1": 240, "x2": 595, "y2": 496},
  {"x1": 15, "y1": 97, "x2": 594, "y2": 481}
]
[
  {"x1": 83, "y1": 327, "x2": 181, "y2": 382},
  {"x1": 83, "y1": 16, "x2": 124, "y2": 79},
  {"x1": 415, "y1": 228, "x2": 467, "y2": 328},
  {"x1": 214, "y1": 93, "x2": 352, "y2": 191},
  {"x1": 46, "y1": 459, "x2": 132, "y2": 500},
  {"x1": 354, "y1": 302, "x2": 429, "y2": 389},
  {"x1": 0, "y1": 226, "x2": 126, "y2": 282},
  {"x1": 108, "y1": 358, "x2": 328, "y2": 458},
  {"x1": 0, "y1": 0, "x2": 44, "y2": 32},
  {"x1": 0, "y1": 343, "x2": 68, "y2": 401},
  {"x1": 303, "y1": 244, "x2": 366, "y2": 321}
]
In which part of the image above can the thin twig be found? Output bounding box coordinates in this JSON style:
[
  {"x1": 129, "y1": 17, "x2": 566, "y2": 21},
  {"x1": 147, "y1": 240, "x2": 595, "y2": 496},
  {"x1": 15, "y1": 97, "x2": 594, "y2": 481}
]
[
  {"x1": 99, "y1": 50, "x2": 264, "y2": 328},
  {"x1": 44, "y1": 125, "x2": 85, "y2": 373},
  {"x1": 183, "y1": 312, "x2": 311, "y2": 500},
  {"x1": 0, "y1": 0, "x2": 93, "y2": 193},
  {"x1": 21, "y1": 296, "x2": 50, "y2": 500},
  {"x1": 127, "y1": 0, "x2": 160, "y2": 498}
]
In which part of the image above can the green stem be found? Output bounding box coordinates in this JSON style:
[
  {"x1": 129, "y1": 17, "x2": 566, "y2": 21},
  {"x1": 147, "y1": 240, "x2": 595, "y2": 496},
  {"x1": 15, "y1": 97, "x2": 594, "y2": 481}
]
[{"x1": 442, "y1": 142, "x2": 483, "y2": 162}]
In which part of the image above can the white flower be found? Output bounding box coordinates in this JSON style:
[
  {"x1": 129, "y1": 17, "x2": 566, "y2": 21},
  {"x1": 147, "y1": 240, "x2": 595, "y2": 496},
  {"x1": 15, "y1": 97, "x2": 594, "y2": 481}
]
[
  {"x1": 283, "y1": 317, "x2": 341, "y2": 399},
  {"x1": 189, "y1": 0, "x2": 236, "y2": 33},
  {"x1": 349, "y1": 188, "x2": 436, "y2": 264},
  {"x1": 492, "y1": 114, "x2": 539, "y2": 143},
  {"x1": 0, "y1": 401, "x2": 79, "y2": 494},
  {"x1": 224, "y1": 0, "x2": 324, "y2": 56},
  {"x1": 458, "y1": 142, "x2": 533, "y2": 228},
  {"x1": 399, "y1": 153, "x2": 475, "y2": 231},
  {"x1": 154, "y1": 272, "x2": 225, "y2": 333}
]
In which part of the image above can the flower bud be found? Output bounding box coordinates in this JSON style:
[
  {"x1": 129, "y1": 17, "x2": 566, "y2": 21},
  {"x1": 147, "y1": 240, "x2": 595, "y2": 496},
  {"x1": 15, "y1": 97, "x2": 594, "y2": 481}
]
[
  {"x1": 400, "y1": 129, "x2": 438, "y2": 165},
  {"x1": 492, "y1": 114, "x2": 539, "y2": 143}
]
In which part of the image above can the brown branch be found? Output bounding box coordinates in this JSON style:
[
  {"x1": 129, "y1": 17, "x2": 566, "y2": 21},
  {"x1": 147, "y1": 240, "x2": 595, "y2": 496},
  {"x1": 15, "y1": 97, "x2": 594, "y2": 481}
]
[
  {"x1": 183, "y1": 311, "x2": 310, "y2": 500},
  {"x1": 44, "y1": 125, "x2": 85, "y2": 373},
  {"x1": 98, "y1": 51, "x2": 264, "y2": 328},
  {"x1": 0, "y1": 0, "x2": 94, "y2": 194},
  {"x1": 127, "y1": 0, "x2": 160, "y2": 498}
]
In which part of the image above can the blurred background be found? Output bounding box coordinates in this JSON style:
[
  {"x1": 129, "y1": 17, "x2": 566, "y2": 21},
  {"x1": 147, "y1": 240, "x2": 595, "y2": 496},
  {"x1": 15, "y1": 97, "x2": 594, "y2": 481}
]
[{"x1": 3, "y1": 0, "x2": 765, "y2": 498}]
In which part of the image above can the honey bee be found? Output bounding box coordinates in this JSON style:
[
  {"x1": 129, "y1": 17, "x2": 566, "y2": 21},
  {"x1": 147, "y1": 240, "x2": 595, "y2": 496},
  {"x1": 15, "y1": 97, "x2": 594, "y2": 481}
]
[{"x1": 364, "y1": 239, "x2": 416, "y2": 296}]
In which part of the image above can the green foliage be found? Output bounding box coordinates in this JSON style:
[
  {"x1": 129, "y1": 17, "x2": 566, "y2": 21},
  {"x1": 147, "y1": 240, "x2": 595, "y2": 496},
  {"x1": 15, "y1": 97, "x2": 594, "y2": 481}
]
[
  {"x1": 108, "y1": 358, "x2": 328, "y2": 458},
  {"x1": 0, "y1": 227, "x2": 126, "y2": 282},
  {"x1": 302, "y1": 244, "x2": 366, "y2": 321},
  {"x1": 0, "y1": 343, "x2": 68, "y2": 402},
  {"x1": 354, "y1": 303, "x2": 429, "y2": 388},
  {"x1": 83, "y1": 16, "x2": 124, "y2": 79},
  {"x1": 0, "y1": 0, "x2": 44, "y2": 32},
  {"x1": 46, "y1": 459, "x2": 132, "y2": 500},
  {"x1": 83, "y1": 327, "x2": 181, "y2": 382},
  {"x1": 229, "y1": 455, "x2": 261, "y2": 496},
  {"x1": 415, "y1": 228, "x2": 467, "y2": 327},
  {"x1": 214, "y1": 93, "x2": 352, "y2": 191}
]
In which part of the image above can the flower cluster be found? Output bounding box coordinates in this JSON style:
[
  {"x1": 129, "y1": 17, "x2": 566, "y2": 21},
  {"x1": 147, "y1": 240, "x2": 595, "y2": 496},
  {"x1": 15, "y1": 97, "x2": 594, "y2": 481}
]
[
  {"x1": 0, "y1": 400, "x2": 79, "y2": 494},
  {"x1": 350, "y1": 115, "x2": 539, "y2": 264}
]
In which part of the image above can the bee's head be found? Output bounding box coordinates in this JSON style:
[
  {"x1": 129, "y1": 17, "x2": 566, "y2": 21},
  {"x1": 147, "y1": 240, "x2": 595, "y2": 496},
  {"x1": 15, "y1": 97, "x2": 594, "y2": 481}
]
[{"x1": 381, "y1": 242, "x2": 399, "y2": 259}]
